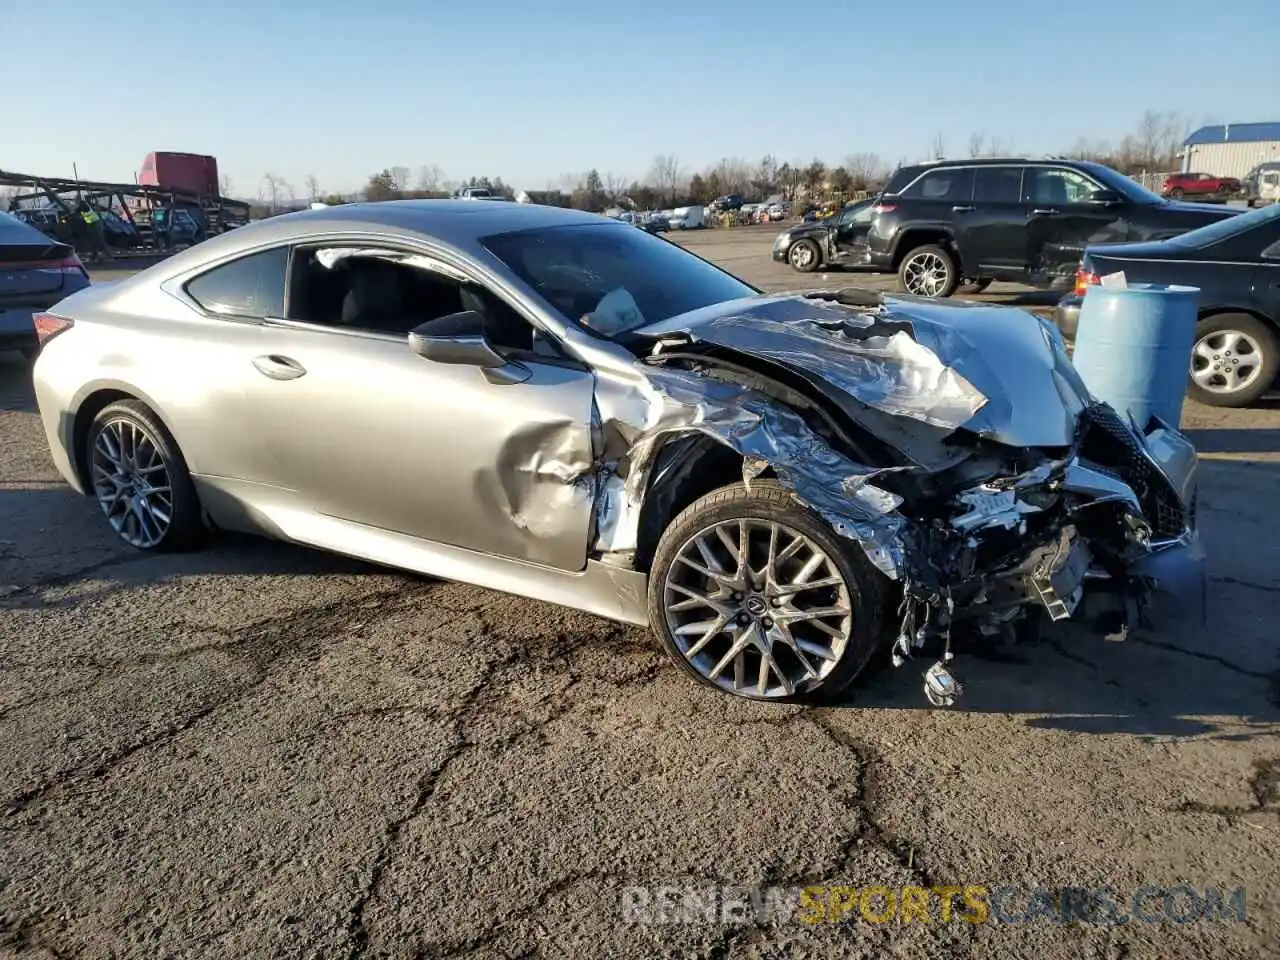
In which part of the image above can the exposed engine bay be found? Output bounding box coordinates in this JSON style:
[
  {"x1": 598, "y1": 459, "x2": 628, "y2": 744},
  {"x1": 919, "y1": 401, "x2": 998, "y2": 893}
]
[{"x1": 604, "y1": 289, "x2": 1204, "y2": 706}]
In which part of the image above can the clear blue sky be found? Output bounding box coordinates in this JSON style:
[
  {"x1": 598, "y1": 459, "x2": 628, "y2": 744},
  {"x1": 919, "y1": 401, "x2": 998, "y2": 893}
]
[{"x1": 4, "y1": 0, "x2": 1278, "y2": 197}]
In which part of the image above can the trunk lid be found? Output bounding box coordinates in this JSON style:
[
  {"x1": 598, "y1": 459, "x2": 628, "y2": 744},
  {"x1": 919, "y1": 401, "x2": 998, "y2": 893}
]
[{"x1": 0, "y1": 214, "x2": 81, "y2": 305}]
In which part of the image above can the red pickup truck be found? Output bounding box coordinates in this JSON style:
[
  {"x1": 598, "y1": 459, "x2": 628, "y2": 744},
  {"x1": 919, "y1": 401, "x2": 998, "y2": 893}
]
[{"x1": 1161, "y1": 171, "x2": 1241, "y2": 199}]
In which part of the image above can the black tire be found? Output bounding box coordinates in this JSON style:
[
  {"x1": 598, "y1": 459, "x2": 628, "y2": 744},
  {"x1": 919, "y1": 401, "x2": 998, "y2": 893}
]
[
  {"x1": 957, "y1": 278, "x2": 993, "y2": 295},
  {"x1": 1170, "y1": 187, "x2": 1184, "y2": 199},
  {"x1": 897, "y1": 243, "x2": 959, "y2": 298},
  {"x1": 1187, "y1": 313, "x2": 1279, "y2": 408},
  {"x1": 787, "y1": 238, "x2": 822, "y2": 273},
  {"x1": 85, "y1": 399, "x2": 207, "y2": 551},
  {"x1": 647, "y1": 479, "x2": 891, "y2": 703}
]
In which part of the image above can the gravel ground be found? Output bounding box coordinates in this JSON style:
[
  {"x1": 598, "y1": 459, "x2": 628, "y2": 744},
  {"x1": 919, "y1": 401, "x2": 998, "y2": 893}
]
[{"x1": 0, "y1": 227, "x2": 1277, "y2": 959}]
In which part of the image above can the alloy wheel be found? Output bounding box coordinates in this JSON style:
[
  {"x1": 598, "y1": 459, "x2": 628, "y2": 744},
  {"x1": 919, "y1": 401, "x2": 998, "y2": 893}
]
[
  {"x1": 789, "y1": 243, "x2": 815, "y2": 269},
  {"x1": 662, "y1": 519, "x2": 853, "y2": 699},
  {"x1": 902, "y1": 251, "x2": 951, "y2": 297},
  {"x1": 1191, "y1": 329, "x2": 1264, "y2": 395},
  {"x1": 90, "y1": 417, "x2": 174, "y2": 548}
]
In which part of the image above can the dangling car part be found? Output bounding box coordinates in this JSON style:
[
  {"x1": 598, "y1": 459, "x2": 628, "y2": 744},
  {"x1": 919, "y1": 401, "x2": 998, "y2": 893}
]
[{"x1": 30, "y1": 202, "x2": 1203, "y2": 706}]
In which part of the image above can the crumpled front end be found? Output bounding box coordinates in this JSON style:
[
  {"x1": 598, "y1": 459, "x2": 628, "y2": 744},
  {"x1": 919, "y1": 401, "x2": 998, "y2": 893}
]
[{"x1": 588, "y1": 290, "x2": 1202, "y2": 705}]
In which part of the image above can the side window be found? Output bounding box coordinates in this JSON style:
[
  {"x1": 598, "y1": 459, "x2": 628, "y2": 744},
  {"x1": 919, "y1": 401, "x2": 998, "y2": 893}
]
[
  {"x1": 973, "y1": 167, "x2": 1024, "y2": 203},
  {"x1": 286, "y1": 246, "x2": 536, "y2": 351},
  {"x1": 902, "y1": 168, "x2": 975, "y2": 203},
  {"x1": 186, "y1": 247, "x2": 287, "y2": 319},
  {"x1": 1025, "y1": 168, "x2": 1101, "y2": 205}
]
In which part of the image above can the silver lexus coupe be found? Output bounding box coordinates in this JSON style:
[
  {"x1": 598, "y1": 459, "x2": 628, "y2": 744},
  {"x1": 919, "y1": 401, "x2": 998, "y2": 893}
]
[{"x1": 31, "y1": 201, "x2": 1204, "y2": 704}]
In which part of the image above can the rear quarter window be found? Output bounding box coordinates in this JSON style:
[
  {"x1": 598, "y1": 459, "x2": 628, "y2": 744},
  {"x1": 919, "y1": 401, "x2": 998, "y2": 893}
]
[{"x1": 186, "y1": 246, "x2": 288, "y2": 319}]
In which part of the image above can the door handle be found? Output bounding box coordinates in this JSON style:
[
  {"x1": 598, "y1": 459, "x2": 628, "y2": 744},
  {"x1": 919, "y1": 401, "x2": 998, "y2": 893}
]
[
  {"x1": 252, "y1": 355, "x2": 307, "y2": 380},
  {"x1": 1032, "y1": 207, "x2": 1059, "y2": 216},
  {"x1": 951, "y1": 205, "x2": 975, "y2": 213}
]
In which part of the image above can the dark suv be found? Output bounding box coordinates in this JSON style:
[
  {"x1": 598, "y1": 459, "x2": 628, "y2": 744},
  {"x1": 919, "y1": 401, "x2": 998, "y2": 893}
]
[{"x1": 772, "y1": 158, "x2": 1239, "y2": 297}]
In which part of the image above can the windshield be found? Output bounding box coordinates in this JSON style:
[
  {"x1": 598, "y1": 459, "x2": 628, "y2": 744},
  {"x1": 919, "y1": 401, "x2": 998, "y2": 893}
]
[
  {"x1": 1076, "y1": 161, "x2": 1166, "y2": 205},
  {"x1": 482, "y1": 222, "x2": 758, "y2": 337},
  {"x1": 1166, "y1": 203, "x2": 1276, "y2": 248}
]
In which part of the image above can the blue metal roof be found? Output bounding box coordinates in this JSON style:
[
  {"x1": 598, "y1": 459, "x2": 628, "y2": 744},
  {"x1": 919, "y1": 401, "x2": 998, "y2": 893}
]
[{"x1": 1184, "y1": 122, "x2": 1280, "y2": 146}]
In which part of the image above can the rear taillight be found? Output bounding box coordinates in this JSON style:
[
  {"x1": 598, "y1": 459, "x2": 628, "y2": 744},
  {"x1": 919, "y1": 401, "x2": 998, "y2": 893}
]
[
  {"x1": 33, "y1": 313, "x2": 74, "y2": 347},
  {"x1": 20, "y1": 255, "x2": 88, "y2": 279},
  {"x1": 871, "y1": 203, "x2": 896, "y2": 214},
  {"x1": 1073, "y1": 266, "x2": 1100, "y2": 297}
]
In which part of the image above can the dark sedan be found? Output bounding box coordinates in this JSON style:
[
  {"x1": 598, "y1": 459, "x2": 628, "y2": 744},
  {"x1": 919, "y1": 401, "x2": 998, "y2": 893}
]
[
  {"x1": 0, "y1": 211, "x2": 90, "y2": 359},
  {"x1": 1056, "y1": 203, "x2": 1280, "y2": 407}
]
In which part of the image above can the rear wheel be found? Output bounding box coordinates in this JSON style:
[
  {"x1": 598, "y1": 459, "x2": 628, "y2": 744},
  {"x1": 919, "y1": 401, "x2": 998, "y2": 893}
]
[
  {"x1": 85, "y1": 400, "x2": 207, "y2": 551},
  {"x1": 1188, "y1": 314, "x2": 1279, "y2": 408},
  {"x1": 898, "y1": 244, "x2": 959, "y2": 298},
  {"x1": 648, "y1": 480, "x2": 888, "y2": 702},
  {"x1": 788, "y1": 238, "x2": 822, "y2": 273},
  {"x1": 1170, "y1": 186, "x2": 1185, "y2": 199}
]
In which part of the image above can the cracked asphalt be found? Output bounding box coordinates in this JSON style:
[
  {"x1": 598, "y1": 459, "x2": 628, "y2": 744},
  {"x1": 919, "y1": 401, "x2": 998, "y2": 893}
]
[{"x1": 1, "y1": 228, "x2": 1278, "y2": 959}]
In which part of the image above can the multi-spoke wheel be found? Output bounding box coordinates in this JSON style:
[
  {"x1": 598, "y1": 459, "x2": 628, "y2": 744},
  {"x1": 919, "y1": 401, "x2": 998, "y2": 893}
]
[
  {"x1": 85, "y1": 400, "x2": 206, "y2": 551},
  {"x1": 648, "y1": 480, "x2": 888, "y2": 702},
  {"x1": 1187, "y1": 314, "x2": 1278, "y2": 408},
  {"x1": 788, "y1": 238, "x2": 821, "y2": 273},
  {"x1": 897, "y1": 244, "x2": 958, "y2": 298}
]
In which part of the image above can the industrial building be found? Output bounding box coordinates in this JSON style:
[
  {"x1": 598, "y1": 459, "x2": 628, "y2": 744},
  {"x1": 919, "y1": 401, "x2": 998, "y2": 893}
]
[{"x1": 1182, "y1": 122, "x2": 1280, "y2": 178}]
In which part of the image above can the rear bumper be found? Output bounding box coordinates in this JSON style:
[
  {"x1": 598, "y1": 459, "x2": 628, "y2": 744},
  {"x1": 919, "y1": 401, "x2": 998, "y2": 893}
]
[{"x1": 0, "y1": 307, "x2": 38, "y2": 352}]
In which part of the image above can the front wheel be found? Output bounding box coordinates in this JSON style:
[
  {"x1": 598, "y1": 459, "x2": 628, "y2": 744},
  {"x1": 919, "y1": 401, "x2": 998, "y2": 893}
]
[
  {"x1": 787, "y1": 238, "x2": 821, "y2": 273},
  {"x1": 648, "y1": 480, "x2": 888, "y2": 702},
  {"x1": 898, "y1": 244, "x2": 959, "y2": 297},
  {"x1": 1187, "y1": 314, "x2": 1279, "y2": 408},
  {"x1": 86, "y1": 400, "x2": 207, "y2": 551}
]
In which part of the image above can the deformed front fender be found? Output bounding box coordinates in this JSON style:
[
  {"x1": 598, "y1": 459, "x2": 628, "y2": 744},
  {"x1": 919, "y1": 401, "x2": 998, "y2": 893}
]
[{"x1": 587, "y1": 361, "x2": 910, "y2": 581}]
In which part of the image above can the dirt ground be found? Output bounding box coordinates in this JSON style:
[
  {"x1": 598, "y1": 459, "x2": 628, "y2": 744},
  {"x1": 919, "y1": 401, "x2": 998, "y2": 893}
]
[{"x1": 0, "y1": 226, "x2": 1277, "y2": 959}]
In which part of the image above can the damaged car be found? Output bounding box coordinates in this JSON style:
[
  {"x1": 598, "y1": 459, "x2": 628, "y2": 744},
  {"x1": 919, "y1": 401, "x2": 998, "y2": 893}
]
[{"x1": 31, "y1": 201, "x2": 1204, "y2": 705}]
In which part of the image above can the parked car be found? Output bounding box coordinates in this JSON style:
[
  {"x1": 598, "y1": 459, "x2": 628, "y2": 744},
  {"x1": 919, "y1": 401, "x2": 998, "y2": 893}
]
[
  {"x1": 712, "y1": 195, "x2": 744, "y2": 211},
  {"x1": 31, "y1": 200, "x2": 1200, "y2": 704},
  {"x1": 1161, "y1": 172, "x2": 1240, "y2": 200},
  {"x1": 1243, "y1": 162, "x2": 1280, "y2": 206},
  {"x1": 824, "y1": 158, "x2": 1239, "y2": 297},
  {"x1": 0, "y1": 211, "x2": 90, "y2": 360},
  {"x1": 773, "y1": 197, "x2": 878, "y2": 272},
  {"x1": 1055, "y1": 202, "x2": 1280, "y2": 407}
]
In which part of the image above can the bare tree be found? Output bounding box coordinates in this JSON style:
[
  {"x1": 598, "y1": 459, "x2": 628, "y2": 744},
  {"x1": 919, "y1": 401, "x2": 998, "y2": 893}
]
[
  {"x1": 647, "y1": 154, "x2": 683, "y2": 205},
  {"x1": 218, "y1": 173, "x2": 234, "y2": 198},
  {"x1": 389, "y1": 166, "x2": 411, "y2": 194},
  {"x1": 260, "y1": 173, "x2": 288, "y2": 213},
  {"x1": 1136, "y1": 110, "x2": 1165, "y2": 168},
  {"x1": 967, "y1": 132, "x2": 986, "y2": 158},
  {"x1": 304, "y1": 174, "x2": 321, "y2": 202},
  {"x1": 844, "y1": 153, "x2": 887, "y2": 190},
  {"x1": 930, "y1": 132, "x2": 946, "y2": 160},
  {"x1": 415, "y1": 164, "x2": 444, "y2": 193},
  {"x1": 987, "y1": 136, "x2": 1009, "y2": 157},
  {"x1": 602, "y1": 171, "x2": 630, "y2": 204}
]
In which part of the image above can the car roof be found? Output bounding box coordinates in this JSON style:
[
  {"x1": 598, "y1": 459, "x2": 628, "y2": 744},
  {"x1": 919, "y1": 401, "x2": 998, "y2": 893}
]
[{"x1": 142, "y1": 200, "x2": 613, "y2": 275}]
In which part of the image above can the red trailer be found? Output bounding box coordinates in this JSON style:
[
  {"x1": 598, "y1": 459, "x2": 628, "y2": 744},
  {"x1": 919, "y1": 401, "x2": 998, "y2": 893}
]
[{"x1": 138, "y1": 152, "x2": 220, "y2": 198}]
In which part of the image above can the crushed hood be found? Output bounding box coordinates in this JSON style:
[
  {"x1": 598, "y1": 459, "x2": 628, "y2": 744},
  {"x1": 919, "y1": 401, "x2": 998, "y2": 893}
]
[{"x1": 633, "y1": 293, "x2": 1092, "y2": 449}]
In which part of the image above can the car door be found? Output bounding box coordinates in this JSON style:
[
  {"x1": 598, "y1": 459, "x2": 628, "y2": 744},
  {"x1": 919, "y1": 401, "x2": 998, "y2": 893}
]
[
  {"x1": 1023, "y1": 166, "x2": 1127, "y2": 280},
  {"x1": 957, "y1": 165, "x2": 1027, "y2": 270},
  {"x1": 1254, "y1": 229, "x2": 1280, "y2": 318},
  {"x1": 242, "y1": 242, "x2": 599, "y2": 572}
]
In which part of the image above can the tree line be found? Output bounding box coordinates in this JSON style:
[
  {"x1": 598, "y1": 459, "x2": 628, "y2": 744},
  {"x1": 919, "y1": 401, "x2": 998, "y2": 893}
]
[{"x1": 249, "y1": 110, "x2": 1204, "y2": 217}]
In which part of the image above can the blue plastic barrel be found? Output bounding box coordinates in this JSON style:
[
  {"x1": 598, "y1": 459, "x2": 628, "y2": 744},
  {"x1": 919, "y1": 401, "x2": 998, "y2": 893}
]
[{"x1": 1071, "y1": 283, "x2": 1201, "y2": 429}]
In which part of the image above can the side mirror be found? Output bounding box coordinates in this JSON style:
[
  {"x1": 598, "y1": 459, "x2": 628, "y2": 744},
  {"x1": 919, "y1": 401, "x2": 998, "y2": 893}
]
[
  {"x1": 407, "y1": 310, "x2": 530, "y2": 384},
  {"x1": 408, "y1": 310, "x2": 503, "y2": 368},
  {"x1": 1088, "y1": 189, "x2": 1123, "y2": 205}
]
